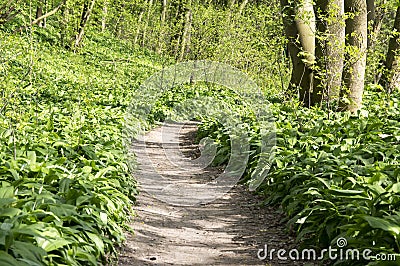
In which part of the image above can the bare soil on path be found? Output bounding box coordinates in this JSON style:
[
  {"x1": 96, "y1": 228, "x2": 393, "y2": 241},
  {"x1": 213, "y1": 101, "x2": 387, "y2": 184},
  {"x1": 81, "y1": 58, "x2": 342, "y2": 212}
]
[{"x1": 118, "y1": 122, "x2": 313, "y2": 266}]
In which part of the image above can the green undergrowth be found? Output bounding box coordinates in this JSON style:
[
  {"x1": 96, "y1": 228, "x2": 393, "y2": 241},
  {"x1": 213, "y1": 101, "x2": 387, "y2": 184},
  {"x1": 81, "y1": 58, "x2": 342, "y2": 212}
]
[
  {"x1": 198, "y1": 88, "x2": 400, "y2": 265},
  {"x1": 2, "y1": 26, "x2": 399, "y2": 266},
  {"x1": 0, "y1": 31, "x2": 161, "y2": 265},
  {"x1": 148, "y1": 83, "x2": 246, "y2": 123}
]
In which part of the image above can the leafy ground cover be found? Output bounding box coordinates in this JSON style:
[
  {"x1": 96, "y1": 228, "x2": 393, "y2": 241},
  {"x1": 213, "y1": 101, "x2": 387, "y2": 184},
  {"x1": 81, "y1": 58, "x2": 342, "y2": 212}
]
[
  {"x1": 197, "y1": 89, "x2": 400, "y2": 265},
  {"x1": 1, "y1": 27, "x2": 399, "y2": 266},
  {"x1": 141, "y1": 71, "x2": 400, "y2": 264},
  {"x1": 0, "y1": 31, "x2": 161, "y2": 265}
]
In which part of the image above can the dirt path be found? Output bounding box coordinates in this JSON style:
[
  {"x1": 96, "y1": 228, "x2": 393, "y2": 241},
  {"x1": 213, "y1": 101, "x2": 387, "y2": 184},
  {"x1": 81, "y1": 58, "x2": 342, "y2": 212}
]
[{"x1": 119, "y1": 122, "x2": 309, "y2": 266}]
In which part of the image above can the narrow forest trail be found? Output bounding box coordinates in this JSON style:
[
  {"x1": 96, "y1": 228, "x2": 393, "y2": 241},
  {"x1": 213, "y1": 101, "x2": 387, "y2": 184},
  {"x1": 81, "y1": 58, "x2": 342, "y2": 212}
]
[{"x1": 118, "y1": 122, "x2": 309, "y2": 266}]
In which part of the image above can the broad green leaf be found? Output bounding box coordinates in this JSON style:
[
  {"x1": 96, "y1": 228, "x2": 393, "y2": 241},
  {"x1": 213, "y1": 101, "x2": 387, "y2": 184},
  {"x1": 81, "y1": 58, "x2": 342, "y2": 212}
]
[
  {"x1": 0, "y1": 208, "x2": 21, "y2": 217},
  {"x1": 36, "y1": 237, "x2": 71, "y2": 252},
  {"x1": 86, "y1": 232, "x2": 104, "y2": 255},
  {"x1": 390, "y1": 183, "x2": 400, "y2": 193},
  {"x1": 0, "y1": 186, "x2": 14, "y2": 198},
  {"x1": 0, "y1": 251, "x2": 23, "y2": 266},
  {"x1": 0, "y1": 198, "x2": 16, "y2": 207},
  {"x1": 10, "y1": 241, "x2": 46, "y2": 265},
  {"x1": 362, "y1": 216, "x2": 400, "y2": 236},
  {"x1": 100, "y1": 212, "x2": 108, "y2": 225}
]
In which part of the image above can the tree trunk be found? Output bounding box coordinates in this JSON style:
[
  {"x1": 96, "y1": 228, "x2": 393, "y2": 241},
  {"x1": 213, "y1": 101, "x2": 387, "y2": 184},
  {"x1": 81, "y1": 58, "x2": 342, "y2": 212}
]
[
  {"x1": 178, "y1": 7, "x2": 192, "y2": 61},
  {"x1": 36, "y1": 5, "x2": 44, "y2": 27},
  {"x1": 238, "y1": 0, "x2": 248, "y2": 15},
  {"x1": 101, "y1": 0, "x2": 107, "y2": 32},
  {"x1": 340, "y1": 0, "x2": 367, "y2": 112},
  {"x1": 0, "y1": 0, "x2": 19, "y2": 25},
  {"x1": 157, "y1": 0, "x2": 168, "y2": 53},
  {"x1": 171, "y1": 1, "x2": 185, "y2": 58},
  {"x1": 313, "y1": 0, "x2": 345, "y2": 105},
  {"x1": 280, "y1": 0, "x2": 315, "y2": 107},
  {"x1": 43, "y1": 0, "x2": 47, "y2": 27},
  {"x1": 112, "y1": 2, "x2": 125, "y2": 37},
  {"x1": 75, "y1": 0, "x2": 96, "y2": 47},
  {"x1": 383, "y1": 6, "x2": 400, "y2": 93},
  {"x1": 367, "y1": 0, "x2": 374, "y2": 48},
  {"x1": 60, "y1": 1, "x2": 68, "y2": 46},
  {"x1": 134, "y1": 9, "x2": 144, "y2": 45},
  {"x1": 142, "y1": 0, "x2": 154, "y2": 47},
  {"x1": 16, "y1": 0, "x2": 65, "y2": 33}
]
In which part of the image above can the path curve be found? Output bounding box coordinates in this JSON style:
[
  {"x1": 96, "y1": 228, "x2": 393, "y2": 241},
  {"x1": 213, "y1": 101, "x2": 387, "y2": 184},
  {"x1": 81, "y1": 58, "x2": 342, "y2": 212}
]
[{"x1": 119, "y1": 122, "x2": 308, "y2": 266}]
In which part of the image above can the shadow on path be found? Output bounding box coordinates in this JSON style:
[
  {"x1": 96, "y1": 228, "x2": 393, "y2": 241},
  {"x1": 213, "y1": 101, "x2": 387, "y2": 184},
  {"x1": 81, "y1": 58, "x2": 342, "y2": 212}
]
[{"x1": 118, "y1": 122, "x2": 314, "y2": 266}]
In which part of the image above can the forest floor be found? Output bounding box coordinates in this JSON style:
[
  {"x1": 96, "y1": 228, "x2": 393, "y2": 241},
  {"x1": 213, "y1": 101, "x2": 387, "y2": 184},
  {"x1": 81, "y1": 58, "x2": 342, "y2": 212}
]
[{"x1": 118, "y1": 122, "x2": 314, "y2": 266}]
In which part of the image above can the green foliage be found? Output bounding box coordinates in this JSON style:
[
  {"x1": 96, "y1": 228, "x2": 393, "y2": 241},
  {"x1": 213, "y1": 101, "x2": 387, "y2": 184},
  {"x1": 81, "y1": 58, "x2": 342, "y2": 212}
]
[
  {"x1": 148, "y1": 83, "x2": 244, "y2": 123},
  {"x1": 1, "y1": 0, "x2": 287, "y2": 92},
  {"x1": 2, "y1": 1, "x2": 400, "y2": 265},
  {"x1": 0, "y1": 31, "x2": 161, "y2": 265},
  {"x1": 198, "y1": 88, "x2": 400, "y2": 264}
]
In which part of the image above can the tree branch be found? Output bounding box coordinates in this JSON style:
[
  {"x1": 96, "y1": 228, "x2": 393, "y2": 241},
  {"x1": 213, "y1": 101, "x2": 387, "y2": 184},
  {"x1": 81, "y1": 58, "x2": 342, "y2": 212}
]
[{"x1": 15, "y1": 0, "x2": 65, "y2": 33}]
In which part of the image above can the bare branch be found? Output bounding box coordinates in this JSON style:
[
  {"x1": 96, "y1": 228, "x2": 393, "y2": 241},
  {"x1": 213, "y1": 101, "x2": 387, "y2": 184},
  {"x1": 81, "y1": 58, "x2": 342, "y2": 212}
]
[{"x1": 15, "y1": 0, "x2": 65, "y2": 33}]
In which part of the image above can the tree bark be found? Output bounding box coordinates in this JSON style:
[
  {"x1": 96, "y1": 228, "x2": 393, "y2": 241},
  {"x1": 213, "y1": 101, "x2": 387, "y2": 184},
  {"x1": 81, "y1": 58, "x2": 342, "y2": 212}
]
[
  {"x1": 0, "y1": 0, "x2": 19, "y2": 25},
  {"x1": 75, "y1": 0, "x2": 96, "y2": 47},
  {"x1": 178, "y1": 7, "x2": 192, "y2": 61},
  {"x1": 43, "y1": 0, "x2": 47, "y2": 27},
  {"x1": 340, "y1": 0, "x2": 368, "y2": 112},
  {"x1": 280, "y1": 0, "x2": 315, "y2": 107},
  {"x1": 101, "y1": 0, "x2": 108, "y2": 32},
  {"x1": 134, "y1": 9, "x2": 144, "y2": 45},
  {"x1": 366, "y1": 0, "x2": 374, "y2": 48},
  {"x1": 36, "y1": 5, "x2": 44, "y2": 27},
  {"x1": 238, "y1": 0, "x2": 248, "y2": 15},
  {"x1": 36, "y1": 0, "x2": 48, "y2": 28},
  {"x1": 16, "y1": 0, "x2": 65, "y2": 33},
  {"x1": 313, "y1": 0, "x2": 345, "y2": 105},
  {"x1": 157, "y1": 0, "x2": 168, "y2": 53},
  {"x1": 142, "y1": 0, "x2": 154, "y2": 47},
  {"x1": 171, "y1": 0, "x2": 185, "y2": 58},
  {"x1": 383, "y1": 6, "x2": 400, "y2": 93},
  {"x1": 60, "y1": 1, "x2": 68, "y2": 46}
]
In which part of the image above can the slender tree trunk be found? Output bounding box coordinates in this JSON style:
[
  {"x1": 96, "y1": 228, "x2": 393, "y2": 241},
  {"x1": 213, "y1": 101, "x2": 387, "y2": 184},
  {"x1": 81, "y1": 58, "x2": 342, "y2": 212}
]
[
  {"x1": 313, "y1": 0, "x2": 345, "y2": 105},
  {"x1": 142, "y1": 0, "x2": 154, "y2": 47},
  {"x1": 134, "y1": 10, "x2": 144, "y2": 45},
  {"x1": 112, "y1": 2, "x2": 125, "y2": 37},
  {"x1": 157, "y1": 0, "x2": 168, "y2": 53},
  {"x1": 178, "y1": 7, "x2": 192, "y2": 61},
  {"x1": 36, "y1": 5, "x2": 43, "y2": 27},
  {"x1": 367, "y1": 0, "x2": 375, "y2": 48},
  {"x1": 60, "y1": 1, "x2": 68, "y2": 46},
  {"x1": 101, "y1": 0, "x2": 107, "y2": 32},
  {"x1": 35, "y1": 0, "x2": 47, "y2": 28},
  {"x1": 117, "y1": 16, "x2": 125, "y2": 37},
  {"x1": 75, "y1": 0, "x2": 96, "y2": 47},
  {"x1": 280, "y1": 0, "x2": 315, "y2": 107},
  {"x1": 383, "y1": 6, "x2": 400, "y2": 93},
  {"x1": 43, "y1": 0, "x2": 47, "y2": 27},
  {"x1": 0, "y1": 0, "x2": 19, "y2": 25},
  {"x1": 16, "y1": 0, "x2": 65, "y2": 33},
  {"x1": 173, "y1": 34, "x2": 181, "y2": 59},
  {"x1": 238, "y1": 0, "x2": 248, "y2": 15},
  {"x1": 340, "y1": 0, "x2": 368, "y2": 112},
  {"x1": 171, "y1": 1, "x2": 185, "y2": 58}
]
